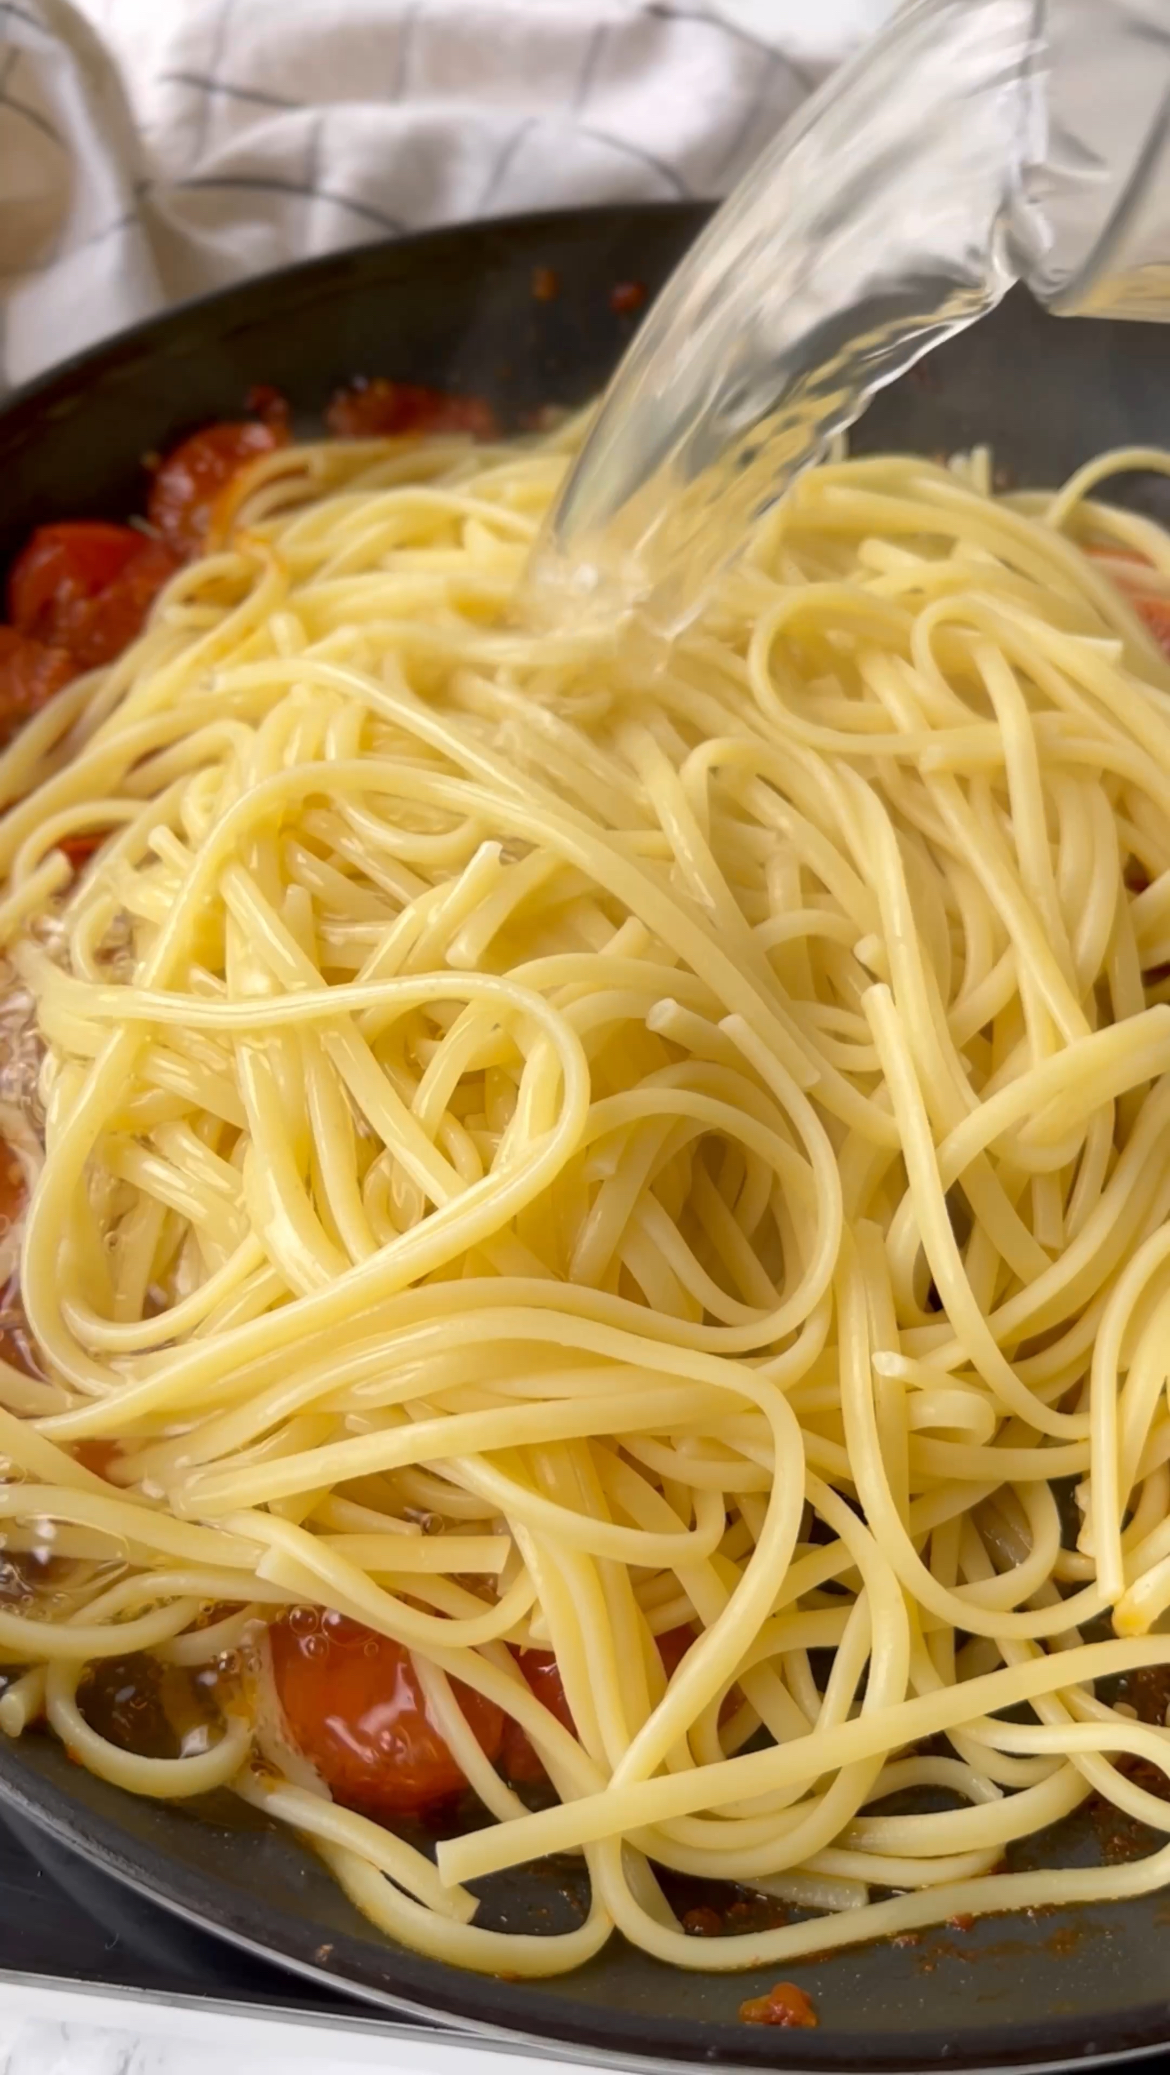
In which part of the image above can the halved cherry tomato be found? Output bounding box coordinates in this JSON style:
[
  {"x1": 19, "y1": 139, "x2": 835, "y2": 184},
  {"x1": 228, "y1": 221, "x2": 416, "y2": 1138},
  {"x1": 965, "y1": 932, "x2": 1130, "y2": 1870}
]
[
  {"x1": 8, "y1": 522, "x2": 177, "y2": 670},
  {"x1": 325, "y1": 379, "x2": 497, "y2": 443},
  {"x1": 501, "y1": 1627, "x2": 697, "y2": 1785},
  {"x1": 0, "y1": 628, "x2": 76, "y2": 744},
  {"x1": 269, "y1": 1611, "x2": 503, "y2": 1819},
  {"x1": 147, "y1": 421, "x2": 289, "y2": 559}
]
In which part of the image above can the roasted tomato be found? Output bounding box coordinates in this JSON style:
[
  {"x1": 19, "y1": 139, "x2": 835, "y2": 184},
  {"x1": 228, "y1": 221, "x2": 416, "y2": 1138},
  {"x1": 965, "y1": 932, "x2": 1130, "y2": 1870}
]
[
  {"x1": 0, "y1": 628, "x2": 75, "y2": 744},
  {"x1": 269, "y1": 1611, "x2": 503, "y2": 1819},
  {"x1": 325, "y1": 379, "x2": 497, "y2": 442},
  {"x1": 501, "y1": 1647, "x2": 578, "y2": 1785},
  {"x1": 147, "y1": 420, "x2": 289, "y2": 558},
  {"x1": 501, "y1": 1626, "x2": 696, "y2": 1784},
  {"x1": 8, "y1": 523, "x2": 177, "y2": 671}
]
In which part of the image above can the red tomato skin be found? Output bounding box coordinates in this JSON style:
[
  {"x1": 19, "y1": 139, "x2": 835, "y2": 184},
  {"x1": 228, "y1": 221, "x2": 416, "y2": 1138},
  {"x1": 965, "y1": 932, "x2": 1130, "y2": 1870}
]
[
  {"x1": 10, "y1": 522, "x2": 142, "y2": 627},
  {"x1": 8, "y1": 524, "x2": 177, "y2": 670},
  {"x1": 325, "y1": 380, "x2": 497, "y2": 442},
  {"x1": 501, "y1": 1627, "x2": 697, "y2": 1785},
  {"x1": 1085, "y1": 547, "x2": 1170, "y2": 657},
  {"x1": 59, "y1": 831, "x2": 106, "y2": 870},
  {"x1": 147, "y1": 421, "x2": 288, "y2": 558},
  {"x1": 500, "y1": 1648, "x2": 575, "y2": 1785},
  {"x1": 269, "y1": 1612, "x2": 503, "y2": 1819},
  {"x1": 515, "y1": 1648, "x2": 577, "y2": 1732},
  {"x1": 71, "y1": 1439, "x2": 123, "y2": 1480},
  {"x1": 0, "y1": 628, "x2": 76, "y2": 743},
  {"x1": 656, "y1": 1624, "x2": 696, "y2": 1677},
  {"x1": 1134, "y1": 593, "x2": 1170, "y2": 656},
  {"x1": 245, "y1": 383, "x2": 291, "y2": 431}
]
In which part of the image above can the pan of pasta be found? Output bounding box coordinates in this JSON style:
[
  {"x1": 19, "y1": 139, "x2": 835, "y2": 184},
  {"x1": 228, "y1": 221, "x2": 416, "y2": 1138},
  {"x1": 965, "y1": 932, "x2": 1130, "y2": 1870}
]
[{"x1": 4, "y1": 203, "x2": 1170, "y2": 2069}]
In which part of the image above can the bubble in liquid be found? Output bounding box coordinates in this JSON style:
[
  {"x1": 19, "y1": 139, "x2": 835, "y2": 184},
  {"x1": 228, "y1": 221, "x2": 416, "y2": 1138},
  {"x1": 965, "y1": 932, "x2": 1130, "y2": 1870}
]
[
  {"x1": 217, "y1": 1649, "x2": 241, "y2": 1675},
  {"x1": 288, "y1": 1605, "x2": 319, "y2": 1637},
  {"x1": 302, "y1": 1631, "x2": 328, "y2": 1659},
  {"x1": 362, "y1": 1636, "x2": 380, "y2": 1658}
]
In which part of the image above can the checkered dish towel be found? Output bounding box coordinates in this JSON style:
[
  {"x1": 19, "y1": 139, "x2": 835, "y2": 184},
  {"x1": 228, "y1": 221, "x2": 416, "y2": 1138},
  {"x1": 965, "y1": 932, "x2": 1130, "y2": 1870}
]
[{"x1": 0, "y1": 0, "x2": 887, "y2": 398}]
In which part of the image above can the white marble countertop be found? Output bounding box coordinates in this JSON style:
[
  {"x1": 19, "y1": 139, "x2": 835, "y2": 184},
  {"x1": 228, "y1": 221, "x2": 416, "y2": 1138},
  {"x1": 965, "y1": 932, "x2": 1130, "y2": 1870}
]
[{"x1": 0, "y1": 1978, "x2": 572, "y2": 2075}]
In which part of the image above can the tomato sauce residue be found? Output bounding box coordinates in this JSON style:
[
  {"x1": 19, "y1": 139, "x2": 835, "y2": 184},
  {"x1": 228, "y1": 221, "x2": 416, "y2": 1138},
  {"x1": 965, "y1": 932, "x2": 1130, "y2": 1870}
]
[
  {"x1": 325, "y1": 378, "x2": 497, "y2": 443},
  {"x1": 738, "y1": 1982, "x2": 818, "y2": 2029},
  {"x1": 682, "y1": 1905, "x2": 723, "y2": 1938},
  {"x1": 609, "y1": 280, "x2": 647, "y2": 315}
]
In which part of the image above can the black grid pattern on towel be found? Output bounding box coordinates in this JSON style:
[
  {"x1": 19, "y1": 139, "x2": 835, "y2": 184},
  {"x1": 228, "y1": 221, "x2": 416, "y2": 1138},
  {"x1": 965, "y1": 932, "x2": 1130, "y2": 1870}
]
[{"x1": 0, "y1": 0, "x2": 812, "y2": 394}]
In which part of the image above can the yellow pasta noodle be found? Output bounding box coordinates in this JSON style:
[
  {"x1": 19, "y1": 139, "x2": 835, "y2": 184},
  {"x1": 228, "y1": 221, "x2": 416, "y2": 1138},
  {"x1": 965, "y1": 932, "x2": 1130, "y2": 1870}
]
[{"x1": 2, "y1": 424, "x2": 1170, "y2": 1980}]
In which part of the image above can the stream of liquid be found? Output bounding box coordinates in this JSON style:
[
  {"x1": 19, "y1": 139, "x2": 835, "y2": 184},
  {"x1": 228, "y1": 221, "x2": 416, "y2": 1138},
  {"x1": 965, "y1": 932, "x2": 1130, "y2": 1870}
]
[{"x1": 532, "y1": 0, "x2": 1170, "y2": 637}]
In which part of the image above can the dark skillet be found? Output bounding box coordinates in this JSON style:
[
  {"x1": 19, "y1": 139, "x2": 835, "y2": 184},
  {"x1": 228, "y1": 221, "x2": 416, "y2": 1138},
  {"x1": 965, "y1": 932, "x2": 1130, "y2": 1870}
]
[{"x1": 2, "y1": 204, "x2": 1170, "y2": 2073}]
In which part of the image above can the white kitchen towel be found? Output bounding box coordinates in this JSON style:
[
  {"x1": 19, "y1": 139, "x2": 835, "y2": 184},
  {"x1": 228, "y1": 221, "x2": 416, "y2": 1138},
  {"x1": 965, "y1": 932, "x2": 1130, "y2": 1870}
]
[{"x1": 0, "y1": 0, "x2": 889, "y2": 397}]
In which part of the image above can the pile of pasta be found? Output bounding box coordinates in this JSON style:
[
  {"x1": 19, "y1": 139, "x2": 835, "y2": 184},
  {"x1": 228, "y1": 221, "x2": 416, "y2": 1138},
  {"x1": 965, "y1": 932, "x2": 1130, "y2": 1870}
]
[{"x1": 3, "y1": 421, "x2": 1170, "y2": 1977}]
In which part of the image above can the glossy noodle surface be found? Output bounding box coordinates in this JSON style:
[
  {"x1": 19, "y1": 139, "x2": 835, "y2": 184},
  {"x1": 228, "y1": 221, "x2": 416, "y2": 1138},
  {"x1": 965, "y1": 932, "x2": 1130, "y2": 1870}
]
[{"x1": 4, "y1": 421, "x2": 1170, "y2": 1982}]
